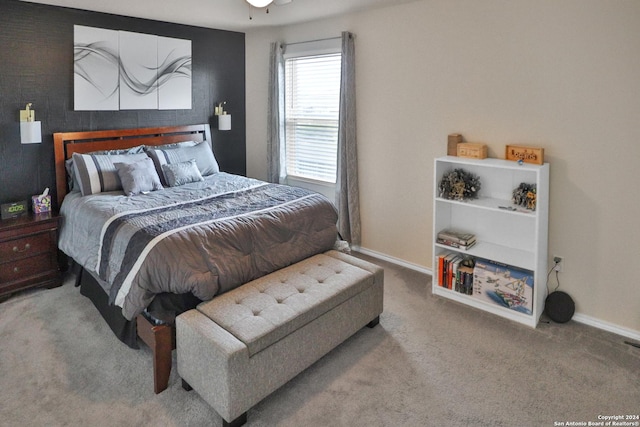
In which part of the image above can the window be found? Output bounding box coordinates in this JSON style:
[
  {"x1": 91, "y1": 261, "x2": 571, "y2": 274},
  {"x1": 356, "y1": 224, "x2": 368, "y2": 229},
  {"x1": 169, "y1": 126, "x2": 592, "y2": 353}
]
[{"x1": 284, "y1": 52, "x2": 341, "y2": 184}]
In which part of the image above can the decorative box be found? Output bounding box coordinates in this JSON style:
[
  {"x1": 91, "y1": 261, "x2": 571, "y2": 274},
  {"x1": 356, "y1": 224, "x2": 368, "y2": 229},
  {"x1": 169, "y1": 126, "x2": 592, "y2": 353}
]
[
  {"x1": 505, "y1": 145, "x2": 544, "y2": 165},
  {"x1": 472, "y1": 258, "x2": 534, "y2": 315},
  {"x1": 32, "y1": 195, "x2": 51, "y2": 214},
  {"x1": 457, "y1": 143, "x2": 488, "y2": 159},
  {"x1": 447, "y1": 133, "x2": 463, "y2": 156}
]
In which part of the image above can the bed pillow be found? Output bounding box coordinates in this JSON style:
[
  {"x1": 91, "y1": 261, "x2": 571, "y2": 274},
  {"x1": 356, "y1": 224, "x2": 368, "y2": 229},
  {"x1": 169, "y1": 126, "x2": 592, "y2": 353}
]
[
  {"x1": 65, "y1": 145, "x2": 146, "y2": 193},
  {"x1": 146, "y1": 142, "x2": 219, "y2": 185},
  {"x1": 152, "y1": 140, "x2": 198, "y2": 150},
  {"x1": 115, "y1": 157, "x2": 163, "y2": 196},
  {"x1": 161, "y1": 159, "x2": 205, "y2": 187},
  {"x1": 93, "y1": 145, "x2": 146, "y2": 155},
  {"x1": 65, "y1": 158, "x2": 78, "y2": 192},
  {"x1": 72, "y1": 152, "x2": 150, "y2": 196}
]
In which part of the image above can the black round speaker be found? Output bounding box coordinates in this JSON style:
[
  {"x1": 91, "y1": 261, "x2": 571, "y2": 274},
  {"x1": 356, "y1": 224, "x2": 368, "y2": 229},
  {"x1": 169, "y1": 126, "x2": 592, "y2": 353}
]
[{"x1": 545, "y1": 291, "x2": 575, "y2": 323}]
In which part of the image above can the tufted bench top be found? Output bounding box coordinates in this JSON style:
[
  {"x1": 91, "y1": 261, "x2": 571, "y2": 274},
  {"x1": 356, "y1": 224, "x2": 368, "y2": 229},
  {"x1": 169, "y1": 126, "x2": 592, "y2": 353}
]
[{"x1": 196, "y1": 251, "x2": 376, "y2": 357}]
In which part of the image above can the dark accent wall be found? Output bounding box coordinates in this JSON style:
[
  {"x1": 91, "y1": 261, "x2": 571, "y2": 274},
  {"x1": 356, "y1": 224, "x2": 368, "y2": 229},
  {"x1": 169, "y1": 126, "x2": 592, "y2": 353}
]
[{"x1": 0, "y1": 0, "x2": 246, "y2": 208}]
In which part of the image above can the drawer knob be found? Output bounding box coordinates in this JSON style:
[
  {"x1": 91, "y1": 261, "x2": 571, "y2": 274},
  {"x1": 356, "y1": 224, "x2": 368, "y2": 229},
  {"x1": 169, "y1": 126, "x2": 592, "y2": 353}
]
[
  {"x1": 13, "y1": 267, "x2": 19, "y2": 273},
  {"x1": 12, "y1": 243, "x2": 31, "y2": 253}
]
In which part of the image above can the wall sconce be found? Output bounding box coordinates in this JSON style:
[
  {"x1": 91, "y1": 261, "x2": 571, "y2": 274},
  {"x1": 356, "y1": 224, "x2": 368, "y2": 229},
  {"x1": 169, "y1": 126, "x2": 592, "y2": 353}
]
[
  {"x1": 215, "y1": 102, "x2": 231, "y2": 131},
  {"x1": 20, "y1": 103, "x2": 42, "y2": 144}
]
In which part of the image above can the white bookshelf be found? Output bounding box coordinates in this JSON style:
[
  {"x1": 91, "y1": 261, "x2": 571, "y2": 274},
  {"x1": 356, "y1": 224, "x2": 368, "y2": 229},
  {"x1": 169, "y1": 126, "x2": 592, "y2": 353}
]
[{"x1": 432, "y1": 156, "x2": 549, "y2": 327}]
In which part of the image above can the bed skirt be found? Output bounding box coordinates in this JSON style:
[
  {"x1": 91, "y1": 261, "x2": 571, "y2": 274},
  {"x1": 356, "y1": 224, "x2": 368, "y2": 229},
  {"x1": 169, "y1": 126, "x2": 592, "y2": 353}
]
[
  {"x1": 77, "y1": 266, "x2": 201, "y2": 349},
  {"x1": 79, "y1": 268, "x2": 139, "y2": 348}
]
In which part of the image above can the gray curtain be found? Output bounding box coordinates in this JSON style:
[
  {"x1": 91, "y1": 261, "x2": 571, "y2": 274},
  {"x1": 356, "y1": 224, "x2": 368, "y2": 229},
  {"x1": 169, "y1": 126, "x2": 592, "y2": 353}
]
[
  {"x1": 267, "y1": 42, "x2": 286, "y2": 184},
  {"x1": 336, "y1": 32, "x2": 361, "y2": 245}
]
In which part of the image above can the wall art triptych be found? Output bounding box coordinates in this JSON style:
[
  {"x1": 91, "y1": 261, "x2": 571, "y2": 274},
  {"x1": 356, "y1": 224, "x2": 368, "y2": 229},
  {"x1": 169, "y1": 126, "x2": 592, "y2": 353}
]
[{"x1": 74, "y1": 25, "x2": 192, "y2": 111}]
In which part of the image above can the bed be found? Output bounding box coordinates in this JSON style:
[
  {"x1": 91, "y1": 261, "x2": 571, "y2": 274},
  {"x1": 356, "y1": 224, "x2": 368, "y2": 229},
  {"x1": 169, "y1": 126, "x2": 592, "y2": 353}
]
[{"x1": 53, "y1": 124, "x2": 339, "y2": 393}]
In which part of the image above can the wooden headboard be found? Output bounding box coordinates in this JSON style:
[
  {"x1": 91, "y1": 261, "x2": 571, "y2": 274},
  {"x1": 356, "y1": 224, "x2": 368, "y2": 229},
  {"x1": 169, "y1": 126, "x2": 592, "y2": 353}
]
[{"x1": 53, "y1": 124, "x2": 212, "y2": 209}]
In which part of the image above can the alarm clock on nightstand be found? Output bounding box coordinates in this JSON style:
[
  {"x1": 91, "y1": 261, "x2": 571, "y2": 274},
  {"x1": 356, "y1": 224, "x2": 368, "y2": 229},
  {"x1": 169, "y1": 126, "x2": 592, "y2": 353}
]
[{"x1": 1, "y1": 200, "x2": 28, "y2": 220}]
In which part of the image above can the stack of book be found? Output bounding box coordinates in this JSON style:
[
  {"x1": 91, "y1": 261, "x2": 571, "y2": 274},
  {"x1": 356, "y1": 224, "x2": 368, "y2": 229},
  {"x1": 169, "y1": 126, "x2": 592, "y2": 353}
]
[
  {"x1": 436, "y1": 229, "x2": 477, "y2": 250},
  {"x1": 434, "y1": 252, "x2": 474, "y2": 294}
]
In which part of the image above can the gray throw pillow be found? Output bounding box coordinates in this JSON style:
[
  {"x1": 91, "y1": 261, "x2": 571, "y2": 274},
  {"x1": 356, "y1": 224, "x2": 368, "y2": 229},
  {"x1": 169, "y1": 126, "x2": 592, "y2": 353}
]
[
  {"x1": 161, "y1": 159, "x2": 205, "y2": 187},
  {"x1": 146, "y1": 142, "x2": 219, "y2": 185},
  {"x1": 114, "y1": 157, "x2": 163, "y2": 196}
]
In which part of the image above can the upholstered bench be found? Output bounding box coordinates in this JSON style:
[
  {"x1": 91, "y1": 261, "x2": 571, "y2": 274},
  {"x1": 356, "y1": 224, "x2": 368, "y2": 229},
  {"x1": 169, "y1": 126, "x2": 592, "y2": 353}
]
[{"x1": 176, "y1": 250, "x2": 384, "y2": 427}]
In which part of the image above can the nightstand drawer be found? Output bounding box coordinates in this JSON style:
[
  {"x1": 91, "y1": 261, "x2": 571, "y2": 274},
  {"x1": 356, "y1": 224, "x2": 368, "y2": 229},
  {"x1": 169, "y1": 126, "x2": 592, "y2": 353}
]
[
  {"x1": 0, "y1": 214, "x2": 62, "y2": 298},
  {"x1": 0, "y1": 232, "x2": 52, "y2": 262},
  {"x1": 0, "y1": 253, "x2": 55, "y2": 283}
]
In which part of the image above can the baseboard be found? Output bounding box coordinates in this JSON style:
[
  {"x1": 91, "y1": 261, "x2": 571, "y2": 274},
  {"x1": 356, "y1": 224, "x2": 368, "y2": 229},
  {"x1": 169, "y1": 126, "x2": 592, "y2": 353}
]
[
  {"x1": 354, "y1": 246, "x2": 640, "y2": 342},
  {"x1": 352, "y1": 246, "x2": 431, "y2": 275},
  {"x1": 572, "y1": 313, "x2": 640, "y2": 342}
]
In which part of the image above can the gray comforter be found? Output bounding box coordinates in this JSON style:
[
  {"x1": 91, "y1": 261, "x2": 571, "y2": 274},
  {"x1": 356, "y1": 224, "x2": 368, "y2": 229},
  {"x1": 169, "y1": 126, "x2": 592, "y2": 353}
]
[{"x1": 59, "y1": 173, "x2": 338, "y2": 320}]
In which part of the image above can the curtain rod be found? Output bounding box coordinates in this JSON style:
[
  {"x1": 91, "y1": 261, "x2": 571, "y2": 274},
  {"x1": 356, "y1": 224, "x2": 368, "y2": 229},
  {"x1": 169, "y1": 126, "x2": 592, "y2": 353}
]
[{"x1": 285, "y1": 36, "x2": 342, "y2": 47}]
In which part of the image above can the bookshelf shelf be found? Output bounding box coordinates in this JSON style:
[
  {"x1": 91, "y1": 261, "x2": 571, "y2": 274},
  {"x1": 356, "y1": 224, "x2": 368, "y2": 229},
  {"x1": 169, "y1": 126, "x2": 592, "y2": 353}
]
[
  {"x1": 432, "y1": 285, "x2": 534, "y2": 324},
  {"x1": 435, "y1": 197, "x2": 537, "y2": 217},
  {"x1": 433, "y1": 156, "x2": 549, "y2": 327},
  {"x1": 434, "y1": 241, "x2": 535, "y2": 271}
]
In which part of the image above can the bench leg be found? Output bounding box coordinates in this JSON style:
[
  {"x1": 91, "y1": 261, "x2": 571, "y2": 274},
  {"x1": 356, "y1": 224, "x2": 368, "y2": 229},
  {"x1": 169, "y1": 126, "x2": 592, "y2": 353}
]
[
  {"x1": 366, "y1": 316, "x2": 380, "y2": 328},
  {"x1": 182, "y1": 379, "x2": 245, "y2": 426},
  {"x1": 181, "y1": 379, "x2": 193, "y2": 391},
  {"x1": 223, "y1": 412, "x2": 247, "y2": 427}
]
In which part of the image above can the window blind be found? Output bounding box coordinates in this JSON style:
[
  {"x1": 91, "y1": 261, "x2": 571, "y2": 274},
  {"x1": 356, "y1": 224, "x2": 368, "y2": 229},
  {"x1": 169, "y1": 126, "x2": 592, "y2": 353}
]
[{"x1": 284, "y1": 53, "x2": 341, "y2": 183}]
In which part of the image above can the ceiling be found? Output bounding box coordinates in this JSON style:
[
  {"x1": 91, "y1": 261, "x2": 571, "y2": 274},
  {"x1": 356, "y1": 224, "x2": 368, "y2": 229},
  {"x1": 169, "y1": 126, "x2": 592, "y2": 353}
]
[{"x1": 21, "y1": 0, "x2": 419, "y2": 32}]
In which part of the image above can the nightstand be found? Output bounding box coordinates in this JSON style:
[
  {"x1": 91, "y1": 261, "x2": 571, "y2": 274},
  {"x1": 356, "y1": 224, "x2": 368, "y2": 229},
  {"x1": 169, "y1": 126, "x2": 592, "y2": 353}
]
[{"x1": 0, "y1": 213, "x2": 62, "y2": 300}]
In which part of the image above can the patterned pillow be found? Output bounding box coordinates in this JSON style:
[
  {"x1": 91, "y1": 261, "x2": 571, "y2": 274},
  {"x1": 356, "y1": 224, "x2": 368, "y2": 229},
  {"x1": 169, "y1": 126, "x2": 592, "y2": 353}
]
[
  {"x1": 72, "y1": 152, "x2": 150, "y2": 196},
  {"x1": 161, "y1": 159, "x2": 205, "y2": 187},
  {"x1": 115, "y1": 157, "x2": 164, "y2": 196},
  {"x1": 65, "y1": 145, "x2": 146, "y2": 193},
  {"x1": 92, "y1": 145, "x2": 146, "y2": 155},
  {"x1": 146, "y1": 142, "x2": 219, "y2": 185}
]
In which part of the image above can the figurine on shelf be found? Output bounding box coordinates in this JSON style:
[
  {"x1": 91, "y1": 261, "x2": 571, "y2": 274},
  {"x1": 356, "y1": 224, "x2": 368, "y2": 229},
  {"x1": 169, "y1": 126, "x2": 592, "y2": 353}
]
[
  {"x1": 513, "y1": 183, "x2": 536, "y2": 210},
  {"x1": 439, "y1": 168, "x2": 481, "y2": 201}
]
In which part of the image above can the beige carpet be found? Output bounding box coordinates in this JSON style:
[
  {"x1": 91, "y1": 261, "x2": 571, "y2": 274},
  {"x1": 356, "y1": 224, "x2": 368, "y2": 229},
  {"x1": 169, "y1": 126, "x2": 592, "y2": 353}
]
[{"x1": 1, "y1": 254, "x2": 638, "y2": 427}]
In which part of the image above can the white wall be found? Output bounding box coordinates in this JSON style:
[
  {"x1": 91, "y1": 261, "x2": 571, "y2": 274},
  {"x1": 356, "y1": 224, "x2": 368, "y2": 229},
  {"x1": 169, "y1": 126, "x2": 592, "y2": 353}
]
[{"x1": 245, "y1": 0, "x2": 640, "y2": 335}]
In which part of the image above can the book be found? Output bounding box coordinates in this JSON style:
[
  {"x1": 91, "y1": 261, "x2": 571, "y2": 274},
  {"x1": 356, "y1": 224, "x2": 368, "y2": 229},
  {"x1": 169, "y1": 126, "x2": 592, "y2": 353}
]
[
  {"x1": 455, "y1": 264, "x2": 462, "y2": 292},
  {"x1": 472, "y1": 259, "x2": 534, "y2": 314},
  {"x1": 437, "y1": 229, "x2": 476, "y2": 245},
  {"x1": 449, "y1": 255, "x2": 462, "y2": 290},
  {"x1": 436, "y1": 252, "x2": 461, "y2": 288},
  {"x1": 435, "y1": 254, "x2": 443, "y2": 287},
  {"x1": 457, "y1": 266, "x2": 474, "y2": 294},
  {"x1": 443, "y1": 253, "x2": 456, "y2": 288},
  {"x1": 444, "y1": 254, "x2": 462, "y2": 289},
  {"x1": 436, "y1": 238, "x2": 477, "y2": 250}
]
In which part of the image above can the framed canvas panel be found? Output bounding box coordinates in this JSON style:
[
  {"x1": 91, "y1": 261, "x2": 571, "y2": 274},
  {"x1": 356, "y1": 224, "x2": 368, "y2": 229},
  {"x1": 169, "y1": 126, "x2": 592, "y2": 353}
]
[
  {"x1": 74, "y1": 25, "x2": 120, "y2": 111},
  {"x1": 158, "y1": 36, "x2": 192, "y2": 110},
  {"x1": 119, "y1": 31, "x2": 158, "y2": 110}
]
